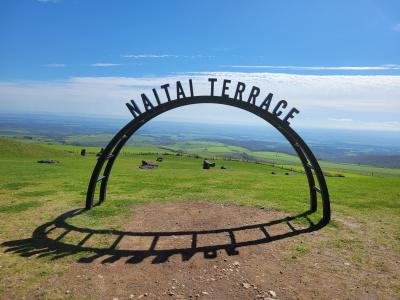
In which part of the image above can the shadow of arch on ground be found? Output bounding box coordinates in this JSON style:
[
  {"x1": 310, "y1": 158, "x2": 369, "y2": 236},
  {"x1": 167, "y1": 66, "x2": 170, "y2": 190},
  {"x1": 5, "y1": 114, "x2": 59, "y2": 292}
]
[{"x1": 2, "y1": 207, "x2": 328, "y2": 264}]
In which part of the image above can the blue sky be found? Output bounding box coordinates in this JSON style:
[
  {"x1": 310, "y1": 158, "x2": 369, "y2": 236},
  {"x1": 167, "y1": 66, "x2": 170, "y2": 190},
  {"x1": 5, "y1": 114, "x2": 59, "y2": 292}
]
[
  {"x1": 1, "y1": 0, "x2": 400, "y2": 78},
  {"x1": 0, "y1": 0, "x2": 400, "y2": 130}
]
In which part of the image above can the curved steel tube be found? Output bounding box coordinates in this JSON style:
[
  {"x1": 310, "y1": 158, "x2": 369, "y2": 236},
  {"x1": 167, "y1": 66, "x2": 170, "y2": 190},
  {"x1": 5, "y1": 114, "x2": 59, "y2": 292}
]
[{"x1": 86, "y1": 96, "x2": 330, "y2": 223}]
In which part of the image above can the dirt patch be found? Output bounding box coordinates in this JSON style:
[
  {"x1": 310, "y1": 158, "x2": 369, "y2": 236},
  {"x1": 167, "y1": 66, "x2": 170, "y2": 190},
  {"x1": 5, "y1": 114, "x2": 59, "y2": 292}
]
[
  {"x1": 334, "y1": 214, "x2": 361, "y2": 229},
  {"x1": 5, "y1": 202, "x2": 397, "y2": 299}
]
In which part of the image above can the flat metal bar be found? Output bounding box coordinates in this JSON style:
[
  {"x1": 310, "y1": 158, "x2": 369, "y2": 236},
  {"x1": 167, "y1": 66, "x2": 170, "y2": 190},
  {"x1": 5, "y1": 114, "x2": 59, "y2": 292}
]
[
  {"x1": 96, "y1": 176, "x2": 107, "y2": 182},
  {"x1": 313, "y1": 186, "x2": 322, "y2": 193}
]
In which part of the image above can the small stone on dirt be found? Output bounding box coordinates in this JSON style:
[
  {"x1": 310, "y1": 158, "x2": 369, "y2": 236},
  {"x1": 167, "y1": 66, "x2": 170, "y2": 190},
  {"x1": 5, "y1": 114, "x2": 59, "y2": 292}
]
[
  {"x1": 233, "y1": 261, "x2": 240, "y2": 267},
  {"x1": 268, "y1": 290, "x2": 277, "y2": 297},
  {"x1": 201, "y1": 291, "x2": 209, "y2": 295},
  {"x1": 242, "y1": 283, "x2": 251, "y2": 289}
]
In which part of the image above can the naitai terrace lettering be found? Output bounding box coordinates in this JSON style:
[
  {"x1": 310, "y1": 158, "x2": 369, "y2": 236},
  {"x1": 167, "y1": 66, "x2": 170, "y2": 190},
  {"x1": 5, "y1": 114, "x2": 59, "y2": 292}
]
[
  {"x1": 89, "y1": 77, "x2": 330, "y2": 222},
  {"x1": 126, "y1": 78, "x2": 300, "y2": 125}
]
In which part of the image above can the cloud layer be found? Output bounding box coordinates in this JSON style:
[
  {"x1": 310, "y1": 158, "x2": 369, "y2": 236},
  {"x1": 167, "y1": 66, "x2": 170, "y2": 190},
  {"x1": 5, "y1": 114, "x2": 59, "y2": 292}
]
[
  {"x1": 229, "y1": 65, "x2": 400, "y2": 71},
  {"x1": 123, "y1": 54, "x2": 177, "y2": 59},
  {"x1": 90, "y1": 63, "x2": 121, "y2": 67},
  {"x1": 1, "y1": 72, "x2": 399, "y2": 130},
  {"x1": 44, "y1": 64, "x2": 66, "y2": 68}
]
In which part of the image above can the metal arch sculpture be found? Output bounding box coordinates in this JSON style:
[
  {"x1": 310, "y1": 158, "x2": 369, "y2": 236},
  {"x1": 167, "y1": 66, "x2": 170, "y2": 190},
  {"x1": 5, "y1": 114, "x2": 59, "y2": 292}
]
[{"x1": 86, "y1": 78, "x2": 330, "y2": 223}]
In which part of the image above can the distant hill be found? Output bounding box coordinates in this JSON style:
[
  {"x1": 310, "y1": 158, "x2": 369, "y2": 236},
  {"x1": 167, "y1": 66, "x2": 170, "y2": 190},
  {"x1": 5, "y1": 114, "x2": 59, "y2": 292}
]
[
  {"x1": 350, "y1": 154, "x2": 400, "y2": 169},
  {"x1": 0, "y1": 138, "x2": 63, "y2": 158}
]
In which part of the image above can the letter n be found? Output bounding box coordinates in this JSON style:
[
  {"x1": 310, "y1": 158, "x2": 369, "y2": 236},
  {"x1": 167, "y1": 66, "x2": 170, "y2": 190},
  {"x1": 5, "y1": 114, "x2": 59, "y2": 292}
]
[
  {"x1": 141, "y1": 93, "x2": 155, "y2": 111},
  {"x1": 126, "y1": 100, "x2": 142, "y2": 118}
]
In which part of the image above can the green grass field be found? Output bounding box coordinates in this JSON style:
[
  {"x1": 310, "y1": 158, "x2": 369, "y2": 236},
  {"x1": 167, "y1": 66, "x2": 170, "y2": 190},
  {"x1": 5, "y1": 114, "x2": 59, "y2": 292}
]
[
  {"x1": 8, "y1": 134, "x2": 400, "y2": 176},
  {"x1": 0, "y1": 137, "x2": 399, "y2": 298}
]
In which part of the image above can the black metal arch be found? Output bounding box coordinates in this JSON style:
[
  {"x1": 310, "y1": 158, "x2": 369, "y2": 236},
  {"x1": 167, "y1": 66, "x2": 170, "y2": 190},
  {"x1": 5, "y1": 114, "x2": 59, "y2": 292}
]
[{"x1": 86, "y1": 96, "x2": 330, "y2": 223}]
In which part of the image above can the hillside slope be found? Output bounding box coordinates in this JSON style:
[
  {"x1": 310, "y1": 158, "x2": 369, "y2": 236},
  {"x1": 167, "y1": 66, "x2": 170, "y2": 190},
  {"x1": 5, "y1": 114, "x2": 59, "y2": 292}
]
[{"x1": 0, "y1": 138, "x2": 64, "y2": 158}]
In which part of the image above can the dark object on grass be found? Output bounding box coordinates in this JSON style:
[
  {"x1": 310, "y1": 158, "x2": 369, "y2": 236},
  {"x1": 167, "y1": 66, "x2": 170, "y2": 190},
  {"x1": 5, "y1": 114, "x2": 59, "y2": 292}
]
[
  {"x1": 203, "y1": 160, "x2": 215, "y2": 169},
  {"x1": 271, "y1": 171, "x2": 277, "y2": 175},
  {"x1": 156, "y1": 157, "x2": 164, "y2": 162},
  {"x1": 96, "y1": 148, "x2": 104, "y2": 157},
  {"x1": 221, "y1": 166, "x2": 227, "y2": 169},
  {"x1": 324, "y1": 172, "x2": 345, "y2": 178},
  {"x1": 80, "y1": 149, "x2": 86, "y2": 156},
  {"x1": 37, "y1": 159, "x2": 59, "y2": 164},
  {"x1": 139, "y1": 160, "x2": 158, "y2": 169}
]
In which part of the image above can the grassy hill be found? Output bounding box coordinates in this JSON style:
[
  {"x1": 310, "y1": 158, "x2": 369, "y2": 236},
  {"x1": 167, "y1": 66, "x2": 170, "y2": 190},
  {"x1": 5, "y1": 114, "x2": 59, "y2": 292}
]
[
  {"x1": 0, "y1": 137, "x2": 63, "y2": 158},
  {"x1": 0, "y1": 137, "x2": 399, "y2": 298}
]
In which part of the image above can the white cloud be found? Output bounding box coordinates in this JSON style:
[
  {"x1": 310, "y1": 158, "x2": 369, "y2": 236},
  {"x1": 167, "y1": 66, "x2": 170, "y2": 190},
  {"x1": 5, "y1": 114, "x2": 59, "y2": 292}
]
[
  {"x1": 229, "y1": 65, "x2": 400, "y2": 71},
  {"x1": 44, "y1": 63, "x2": 65, "y2": 68},
  {"x1": 393, "y1": 24, "x2": 400, "y2": 32},
  {"x1": 1, "y1": 72, "x2": 399, "y2": 130},
  {"x1": 328, "y1": 118, "x2": 353, "y2": 122},
  {"x1": 37, "y1": 0, "x2": 60, "y2": 3},
  {"x1": 122, "y1": 54, "x2": 213, "y2": 59},
  {"x1": 324, "y1": 119, "x2": 400, "y2": 131},
  {"x1": 184, "y1": 55, "x2": 214, "y2": 59},
  {"x1": 90, "y1": 63, "x2": 122, "y2": 67},
  {"x1": 123, "y1": 54, "x2": 177, "y2": 59}
]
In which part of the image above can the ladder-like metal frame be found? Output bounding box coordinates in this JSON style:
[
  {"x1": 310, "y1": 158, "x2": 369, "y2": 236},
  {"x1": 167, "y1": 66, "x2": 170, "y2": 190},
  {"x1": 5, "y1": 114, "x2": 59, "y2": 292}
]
[{"x1": 86, "y1": 95, "x2": 330, "y2": 223}]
